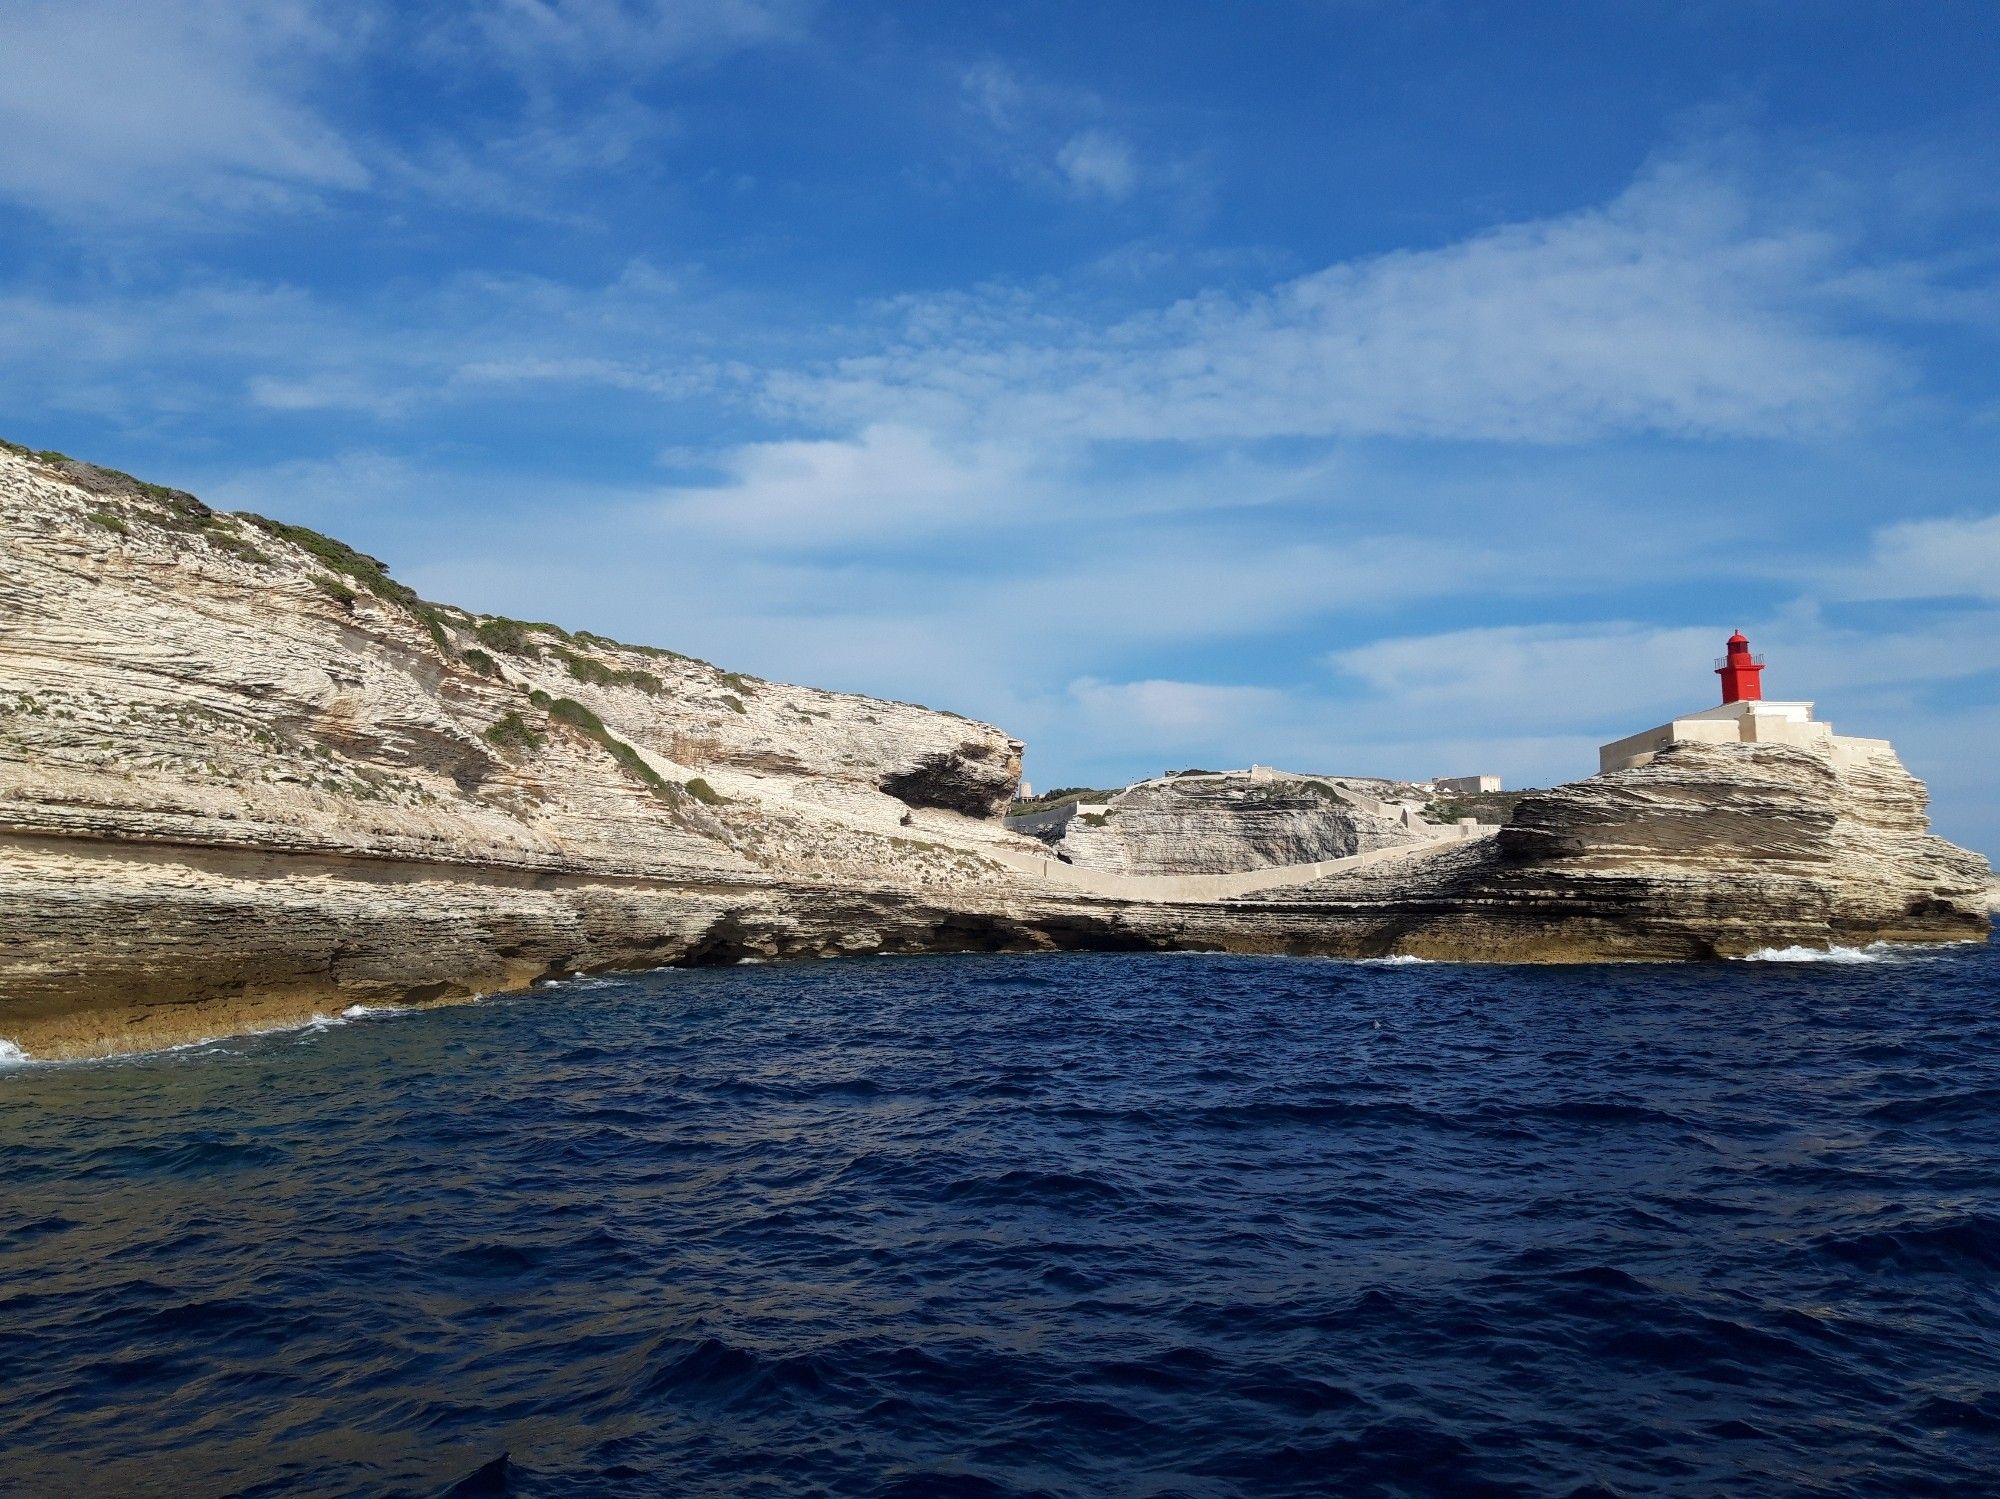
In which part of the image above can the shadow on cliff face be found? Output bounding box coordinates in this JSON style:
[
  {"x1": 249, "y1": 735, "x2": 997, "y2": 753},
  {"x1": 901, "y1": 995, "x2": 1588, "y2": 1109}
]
[
  {"x1": 671, "y1": 904, "x2": 1166, "y2": 969},
  {"x1": 879, "y1": 739, "x2": 1022, "y2": 819},
  {"x1": 679, "y1": 917, "x2": 764, "y2": 967}
]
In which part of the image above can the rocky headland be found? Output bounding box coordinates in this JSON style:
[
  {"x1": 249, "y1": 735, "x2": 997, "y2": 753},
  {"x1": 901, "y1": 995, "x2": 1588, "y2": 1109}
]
[{"x1": 1, "y1": 444, "x2": 1991, "y2": 1059}]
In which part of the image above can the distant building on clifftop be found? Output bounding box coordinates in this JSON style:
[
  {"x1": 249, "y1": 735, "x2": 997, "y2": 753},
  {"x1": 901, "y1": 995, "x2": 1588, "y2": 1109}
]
[{"x1": 1434, "y1": 774, "x2": 1502, "y2": 795}]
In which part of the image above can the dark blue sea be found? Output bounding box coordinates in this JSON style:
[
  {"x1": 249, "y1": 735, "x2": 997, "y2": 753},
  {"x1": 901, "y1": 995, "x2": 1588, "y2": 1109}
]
[{"x1": 4, "y1": 943, "x2": 1999, "y2": 1498}]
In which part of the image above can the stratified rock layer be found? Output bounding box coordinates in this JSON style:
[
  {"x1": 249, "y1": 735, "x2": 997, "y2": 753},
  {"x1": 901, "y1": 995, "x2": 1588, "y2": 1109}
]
[
  {"x1": 0, "y1": 445, "x2": 1989, "y2": 1058},
  {"x1": 1051, "y1": 772, "x2": 1431, "y2": 874},
  {"x1": 1242, "y1": 740, "x2": 1993, "y2": 961}
]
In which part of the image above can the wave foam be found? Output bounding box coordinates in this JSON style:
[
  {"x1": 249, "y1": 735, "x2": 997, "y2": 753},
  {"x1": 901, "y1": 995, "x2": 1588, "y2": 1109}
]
[
  {"x1": 1358, "y1": 954, "x2": 1439, "y2": 966},
  {"x1": 1737, "y1": 945, "x2": 1887, "y2": 964},
  {"x1": 0, "y1": 1038, "x2": 29, "y2": 1066}
]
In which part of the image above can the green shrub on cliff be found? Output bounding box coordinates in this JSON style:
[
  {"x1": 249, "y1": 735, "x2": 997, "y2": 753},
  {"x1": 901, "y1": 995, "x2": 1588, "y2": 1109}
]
[
  {"x1": 552, "y1": 646, "x2": 663, "y2": 694},
  {"x1": 484, "y1": 712, "x2": 544, "y2": 752},
  {"x1": 1423, "y1": 790, "x2": 1529, "y2": 826},
  {"x1": 244, "y1": 513, "x2": 453, "y2": 648},
  {"x1": 474, "y1": 618, "x2": 536, "y2": 654},
  {"x1": 473, "y1": 616, "x2": 581, "y2": 657},
  {"x1": 245, "y1": 514, "x2": 412, "y2": 603},
  {"x1": 313, "y1": 575, "x2": 358, "y2": 607},
  {"x1": 528, "y1": 690, "x2": 680, "y2": 803}
]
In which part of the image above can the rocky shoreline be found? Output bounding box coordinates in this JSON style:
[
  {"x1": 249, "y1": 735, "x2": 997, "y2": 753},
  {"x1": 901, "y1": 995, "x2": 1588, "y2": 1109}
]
[{"x1": 2, "y1": 445, "x2": 1991, "y2": 1060}]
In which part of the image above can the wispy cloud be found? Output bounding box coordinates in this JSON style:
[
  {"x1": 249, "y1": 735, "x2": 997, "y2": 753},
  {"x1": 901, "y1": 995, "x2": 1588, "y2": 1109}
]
[
  {"x1": 651, "y1": 423, "x2": 1035, "y2": 546},
  {"x1": 0, "y1": 0, "x2": 368, "y2": 222},
  {"x1": 1067, "y1": 677, "x2": 1285, "y2": 740},
  {"x1": 1825, "y1": 513, "x2": 2000, "y2": 602},
  {"x1": 0, "y1": 0, "x2": 809, "y2": 229},
  {"x1": 0, "y1": 260, "x2": 736, "y2": 427},
  {"x1": 1326, "y1": 623, "x2": 1724, "y2": 734},
  {"x1": 956, "y1": 59, "x2": 1155, "y2": 207},
  {"x1": 1055, "y1": 129, "x2": 1140, "y2": 200},
  {"x1": 447, "y1": 0, "x2": 812, "y2": 77},
  {"x1": 786, "y1": 154, "x2": 1906, "y2": 444}
]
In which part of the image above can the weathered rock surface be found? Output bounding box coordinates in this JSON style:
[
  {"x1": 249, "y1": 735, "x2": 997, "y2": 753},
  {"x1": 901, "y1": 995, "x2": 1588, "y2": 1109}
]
[
  {"x1": 1242, "y1": 740, "x2": 1994, "y2": 960},
  {"x1": 0, "y1": 445, "x2": 1989, "y2": 1059},
  {"x1": 1049, "y1": 771, "x2": 1432, "y2": 874}
]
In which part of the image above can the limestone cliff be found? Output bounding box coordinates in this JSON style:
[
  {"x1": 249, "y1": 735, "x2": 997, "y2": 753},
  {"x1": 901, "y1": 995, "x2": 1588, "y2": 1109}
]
[
  {"x1": 0, "y1": 447, "x2": 1021, "y2": 882},
  {"x1": 1237, "y1": 739, "x2": 1994, "y2": 961},
  {"x1": 0, "y1": 444, "x2": 1990, "y2": 1059},
  {"x1": 1048, "y1": 771, "x2": 1431, "y2": 874}
]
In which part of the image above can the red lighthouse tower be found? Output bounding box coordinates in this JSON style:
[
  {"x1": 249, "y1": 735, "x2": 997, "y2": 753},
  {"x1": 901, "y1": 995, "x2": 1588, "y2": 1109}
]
[{"x1": 1715, "y1": 631, "x2": 1765, "y2": 704}]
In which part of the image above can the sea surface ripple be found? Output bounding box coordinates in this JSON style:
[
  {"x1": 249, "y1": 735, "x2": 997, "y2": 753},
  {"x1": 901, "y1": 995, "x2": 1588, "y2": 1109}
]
[{"x1": 4, "y1": 943, "x2": 1999, "y2": 1497}]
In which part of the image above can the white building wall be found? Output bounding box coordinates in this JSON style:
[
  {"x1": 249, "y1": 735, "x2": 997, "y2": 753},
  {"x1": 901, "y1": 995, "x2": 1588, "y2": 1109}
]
[
  {"x1": 1434, "y1": 775, "x2": 1502, "y2": 795},
  {"x1": 1598, "y1": 699, "x2": 1879, "y2": 774}
]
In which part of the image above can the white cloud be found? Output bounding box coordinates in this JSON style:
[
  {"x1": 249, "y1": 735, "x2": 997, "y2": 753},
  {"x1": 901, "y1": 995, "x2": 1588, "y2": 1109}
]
[
  {"x1": 0, "y1": 260, "x2": 729, "y2": 426},
  {"x1": 1067, "y1": 677, "x2": 1286, "y2": 748},
  {"x1": 956, "y1": 60, "x2": 1157, "y2": 207},
  {"x1": 454, "y1": 354, "x2": 731, "y2": 400},
  {"x1": 0, "y1": 0, "x2": 368, "y2": 222},
  {"x1": 1828, "y1": 513, "x2": 2000, "y2": 602},
  {"x1": 1056, "y1": 130, "x2": 1139, "y2": 200},
  {"x1": 959, "y1": 60, "x2": 1027, "y2": 131},
  {"x1": 1327, "y1": 623, "x2": 1723, "y2": 733},
  {"x1": 787, "y1": 154, "x2": 1905, "y2": 444},
  {"x1": 0, "y1": 1, "x2": 809, "y2": 228},
  {"x1": 201, "y1": 450, "x2": 433, "y2": 516},
  {"x1": 1044, "y1": 672, "x2": 1607, "y2": 788},
  {"x1": 648, "y1": 423, "x2": 1038, "y2": 546},
  {"x1": 456, "y1": 0, "x2": 810, "y2": 74}
]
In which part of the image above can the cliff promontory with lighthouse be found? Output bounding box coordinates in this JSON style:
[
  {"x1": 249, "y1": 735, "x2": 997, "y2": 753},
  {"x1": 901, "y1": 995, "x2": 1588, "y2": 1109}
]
[{"x1": 0, "y1": 443, "x2": 1991, "y2": 1059}]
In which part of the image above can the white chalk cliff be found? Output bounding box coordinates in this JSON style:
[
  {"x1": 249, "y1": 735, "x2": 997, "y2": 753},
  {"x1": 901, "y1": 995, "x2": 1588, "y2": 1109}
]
[{"x1": 0, "y1": 445, "x2": 1990, "y2": 1059}]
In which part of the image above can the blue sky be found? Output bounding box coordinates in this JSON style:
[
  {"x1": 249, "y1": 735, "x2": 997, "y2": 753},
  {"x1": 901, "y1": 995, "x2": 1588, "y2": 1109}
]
[{"x1": 5, "y1": 1, "x2": 2000, "y2": 853}]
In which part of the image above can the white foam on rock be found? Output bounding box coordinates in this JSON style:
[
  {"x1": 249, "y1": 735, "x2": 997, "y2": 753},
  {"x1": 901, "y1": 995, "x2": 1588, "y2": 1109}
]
[
  {"x1": 0, "y1": 1038, "x2": 29, "y2": 1066},
  {"x1": 1737, "y1": 945, "x2": 1886, "y2": 964}
]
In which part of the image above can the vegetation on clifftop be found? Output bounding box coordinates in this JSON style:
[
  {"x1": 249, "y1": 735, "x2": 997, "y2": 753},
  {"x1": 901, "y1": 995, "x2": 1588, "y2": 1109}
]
[
  {"x1": 1423, "y1": 790, "x2": 1531, "y2": 826},
  {"x1": 1009, "y1": 787, "x2": 1121, "y2": 816},
  {"x1": 484, "y1": 712, "x2": 545, "y2": 752},
  {"x1": 550, "y1": 646, "x2": 663, "y2": 695},
  {"x1": 4, "y1": 435, "x2": 1003, "y2": 738}
]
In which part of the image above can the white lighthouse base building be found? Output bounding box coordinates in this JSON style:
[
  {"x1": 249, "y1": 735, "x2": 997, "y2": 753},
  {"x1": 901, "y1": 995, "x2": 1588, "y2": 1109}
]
[{"x1": 1597, "y1": 699, "x2": 1893, "y2": 776}]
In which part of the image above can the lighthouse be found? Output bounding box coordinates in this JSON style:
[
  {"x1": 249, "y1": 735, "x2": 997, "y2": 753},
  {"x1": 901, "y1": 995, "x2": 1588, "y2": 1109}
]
[
  {"x1": 1596, "y1": 630, "x2": 1889, "y2": 774},
  {"x1": 1715, "y1": 631, "x2": 1765, "y2": 704}
]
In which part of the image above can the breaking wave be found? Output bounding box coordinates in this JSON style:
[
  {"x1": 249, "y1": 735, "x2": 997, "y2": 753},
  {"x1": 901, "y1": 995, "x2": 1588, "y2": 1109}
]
[{"x1": 1737, "y1": 944, "x2": 1889, "y2": 963}]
